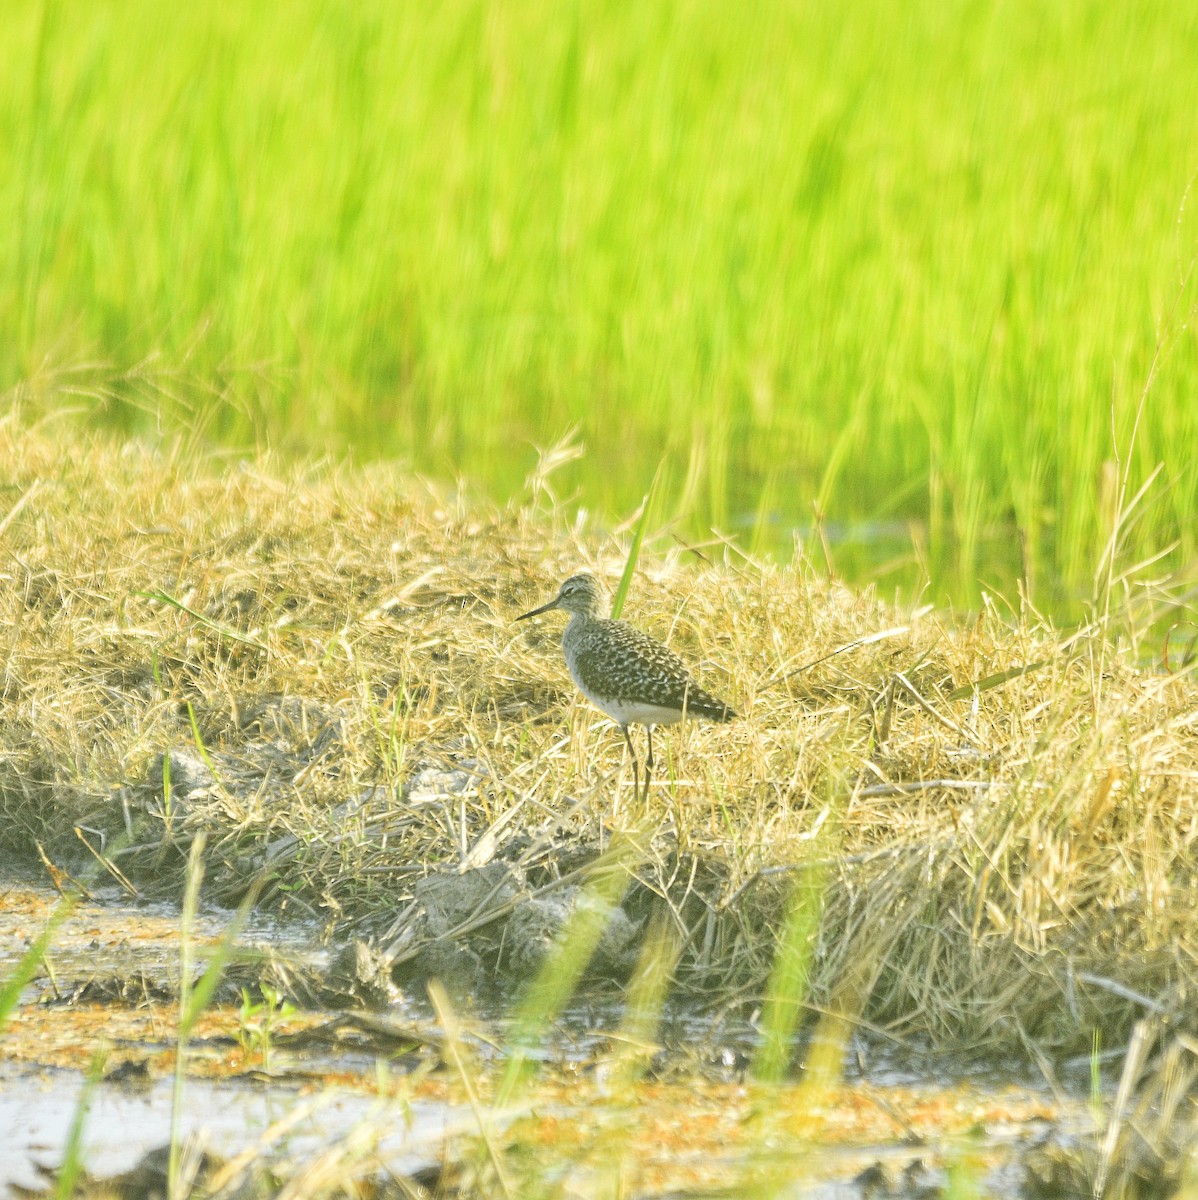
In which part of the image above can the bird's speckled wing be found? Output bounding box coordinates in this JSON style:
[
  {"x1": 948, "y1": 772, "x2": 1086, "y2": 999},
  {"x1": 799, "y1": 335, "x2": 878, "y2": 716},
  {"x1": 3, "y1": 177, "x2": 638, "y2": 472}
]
[{"x1": 568, "y1": 619, "x2": 735, "y2": 720}]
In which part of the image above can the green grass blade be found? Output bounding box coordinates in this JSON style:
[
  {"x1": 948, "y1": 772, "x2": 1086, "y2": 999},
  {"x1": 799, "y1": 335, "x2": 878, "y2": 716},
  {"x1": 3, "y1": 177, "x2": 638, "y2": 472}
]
[
  {"x1": 612, "y1": 460, "x2": 662, "y2": 620},
  {"x1": 185, "y1": 701, "x2": 219, "y2": 782},
  {"x1": 182, "y1": 874, "x2": 266, "y2": 1037},
  {"x1": 0, "y1": 898, "x2": 74, "y2": 1033},
  {"x1": 497, "y1": 835, "x2": 643, "y2": 1107},
  {"x1": 428, "y1": 981, "x2": 517, "y2": 1200},
  {"x1": 609, "y1": 908, "x2": 681, "y2": 1087},
  {"x1": 751, "y1": 862, "x2": 825, "y2": 1084},
  {"x1": 945, "y1": 659, "x2": 1049, "y2": 701},
  {"x1": 140, "y1": 589, "x2": 269, "y2": 651},
  {"x1": 54, "y1": 1047, "x2": 107, "y2": 1200}
]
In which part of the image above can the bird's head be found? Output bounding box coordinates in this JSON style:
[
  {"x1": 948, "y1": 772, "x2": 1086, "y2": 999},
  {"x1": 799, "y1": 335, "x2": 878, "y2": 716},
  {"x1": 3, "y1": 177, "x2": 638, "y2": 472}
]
[{"x1": 516, "y1": 573, "x2": 606, "y2": 621}]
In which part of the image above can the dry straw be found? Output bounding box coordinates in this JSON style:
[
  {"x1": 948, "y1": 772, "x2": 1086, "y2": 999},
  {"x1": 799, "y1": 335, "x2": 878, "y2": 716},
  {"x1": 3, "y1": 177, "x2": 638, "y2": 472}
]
[{"x1": 1, "y1": 416, "x2": 1197, "y2": 1060}]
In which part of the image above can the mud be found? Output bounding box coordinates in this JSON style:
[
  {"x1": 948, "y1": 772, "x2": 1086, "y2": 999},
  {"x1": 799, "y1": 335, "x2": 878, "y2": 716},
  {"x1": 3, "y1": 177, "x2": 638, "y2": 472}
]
[{"x1": 0, "y1": 874, "x2": 1146, "y2": 1198}]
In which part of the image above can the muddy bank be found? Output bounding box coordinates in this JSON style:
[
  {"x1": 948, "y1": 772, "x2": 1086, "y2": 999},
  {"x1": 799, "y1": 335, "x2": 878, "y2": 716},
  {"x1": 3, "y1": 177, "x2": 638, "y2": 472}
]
[
  {"x1": 0, "y1": 1056, "x2": 1084, "y2": 1199},
  {"x1": 1, "y1": 428, "x2": 1197, "y2": 1079},
  {"x1": 6, "y1": 877, "x2": 1195, "y2": 1198}
]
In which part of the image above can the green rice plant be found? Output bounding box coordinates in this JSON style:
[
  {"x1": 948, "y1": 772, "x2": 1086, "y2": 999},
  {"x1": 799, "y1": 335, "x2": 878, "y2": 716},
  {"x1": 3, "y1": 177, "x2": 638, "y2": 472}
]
[
  {"x1": 5, "y1": 2, "x2": 1198, "y2": 605},
  {"x1": 748, "y1": 468, "x2": 779, "y2": 562},
  {"x1": 549, "y1": 911, "x2": 685, "y2": 1196},
  {"x1": 607, "y1": 907, "x2": 682, "y2": 1087},
  {"x1": 429, "y1": 981, "x2": 518, "y2": 1200},
  {"x1": 943, "y1": 1151, "x2": 984, "y2": 1200}
]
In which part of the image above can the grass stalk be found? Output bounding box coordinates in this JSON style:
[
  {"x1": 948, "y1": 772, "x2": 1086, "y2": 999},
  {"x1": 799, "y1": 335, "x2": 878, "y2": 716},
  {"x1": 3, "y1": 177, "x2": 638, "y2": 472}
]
[
  {"x1": 169, "y1": 831, "x2": 207, "y2": 1200},
  {"x1": 752, "y1": 862, "x2": 825, "y2": 1084},
  {"x1": 54, "y1": 1047, "x2": 107, "y2": 1200},
  {"x1": 497, "y1": 834, "x2": 642, "y2": 1108},
  {"x1": 612, "y1": 461, "x2": 662, "y2": 621},
  {"x1": 609, "y1": 908, "x2": 682, "y2": 1087},
  {"x1": 429, "y1": 980, "x2": 517, "y2": 1200}
]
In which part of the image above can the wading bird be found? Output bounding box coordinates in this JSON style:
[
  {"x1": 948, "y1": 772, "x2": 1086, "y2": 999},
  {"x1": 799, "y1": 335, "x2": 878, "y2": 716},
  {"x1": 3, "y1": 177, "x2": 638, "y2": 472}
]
[{"x1": 517, "y1": 574, "x2": 736, "y2": 798}]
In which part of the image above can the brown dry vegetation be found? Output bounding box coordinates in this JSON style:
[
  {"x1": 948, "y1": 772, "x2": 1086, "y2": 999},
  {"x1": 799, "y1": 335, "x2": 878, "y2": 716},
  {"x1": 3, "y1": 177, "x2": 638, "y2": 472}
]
[{"x1": 2, "y1": 414, "x2": 1197, "y2": 1062}]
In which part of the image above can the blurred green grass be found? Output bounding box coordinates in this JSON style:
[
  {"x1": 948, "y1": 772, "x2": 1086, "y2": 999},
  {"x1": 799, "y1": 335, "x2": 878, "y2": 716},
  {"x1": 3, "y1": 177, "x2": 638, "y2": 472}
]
[{"x1": 4, "y1": 0, "x2": 1198, "y2": 608}]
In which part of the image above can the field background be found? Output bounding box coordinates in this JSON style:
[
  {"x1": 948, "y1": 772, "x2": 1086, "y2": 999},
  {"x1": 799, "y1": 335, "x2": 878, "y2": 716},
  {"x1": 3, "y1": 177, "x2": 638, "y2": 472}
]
[{"x1": 3, "y1": 0, "x2": 1198, "y2": 612}]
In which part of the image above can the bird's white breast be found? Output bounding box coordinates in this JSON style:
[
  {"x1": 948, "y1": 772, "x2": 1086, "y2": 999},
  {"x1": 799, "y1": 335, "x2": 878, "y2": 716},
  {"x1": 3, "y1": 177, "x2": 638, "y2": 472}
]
[{"x1": 578, "y1": 691, "x2": 687, "y2": 728}]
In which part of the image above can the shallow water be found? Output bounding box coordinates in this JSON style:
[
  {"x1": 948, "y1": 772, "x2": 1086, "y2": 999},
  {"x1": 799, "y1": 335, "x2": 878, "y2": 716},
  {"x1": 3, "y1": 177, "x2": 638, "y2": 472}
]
[{"x1": 0, "y1": 1064, "x2": 462, "y2": 1192}]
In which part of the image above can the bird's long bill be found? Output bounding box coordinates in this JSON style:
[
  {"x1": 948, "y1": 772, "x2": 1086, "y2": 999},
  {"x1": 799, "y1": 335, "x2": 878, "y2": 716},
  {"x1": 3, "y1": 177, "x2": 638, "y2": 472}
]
[{"x1": 515, "y1": 597, "x2": 560, "y2": 621}]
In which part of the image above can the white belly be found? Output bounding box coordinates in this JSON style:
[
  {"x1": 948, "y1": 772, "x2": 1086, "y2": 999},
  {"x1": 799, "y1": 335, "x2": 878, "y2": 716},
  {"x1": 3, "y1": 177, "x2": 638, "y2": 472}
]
[{"x1": 584, "y1": 696, "x2": 686, "y2": 727}]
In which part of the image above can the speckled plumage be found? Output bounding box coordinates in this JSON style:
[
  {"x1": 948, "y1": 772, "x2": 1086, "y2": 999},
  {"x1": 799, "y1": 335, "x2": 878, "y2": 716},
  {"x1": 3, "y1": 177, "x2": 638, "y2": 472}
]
[
  {"x1": 564, "y1": 615, "x2": 735, "y2": 724},
  {"x1": 516, "y1": 574, "x2": 736, "y2": 795}
]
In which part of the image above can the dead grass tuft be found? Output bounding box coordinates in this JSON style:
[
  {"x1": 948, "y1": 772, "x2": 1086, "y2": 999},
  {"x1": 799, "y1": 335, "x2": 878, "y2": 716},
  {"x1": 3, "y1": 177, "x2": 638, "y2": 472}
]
[{"x1": 2, "y1": 418, "x2": 1197, "y2": 1058}]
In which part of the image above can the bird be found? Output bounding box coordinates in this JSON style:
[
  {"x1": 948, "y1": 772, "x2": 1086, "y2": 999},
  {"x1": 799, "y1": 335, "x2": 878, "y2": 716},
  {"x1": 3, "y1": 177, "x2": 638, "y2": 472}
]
[{"x1": 516, "y1": 573, "x2": 737, "y2": 798}]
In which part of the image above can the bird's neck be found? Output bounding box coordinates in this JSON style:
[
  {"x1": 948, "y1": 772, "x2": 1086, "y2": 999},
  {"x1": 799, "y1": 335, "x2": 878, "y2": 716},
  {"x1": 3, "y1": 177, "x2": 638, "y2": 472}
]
[{"x1": 563, "y1": 608, "x2": 597, "y2": 642}]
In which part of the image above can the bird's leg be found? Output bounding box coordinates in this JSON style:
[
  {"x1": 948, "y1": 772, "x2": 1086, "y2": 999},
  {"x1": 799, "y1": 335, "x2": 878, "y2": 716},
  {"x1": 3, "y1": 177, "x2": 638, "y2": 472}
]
[
  {"x1": 621, "y1": 724, "x2": 640, "y2": 797},
  {"x1": 644, "y1": 725, "x2": 655, "y2": 801}
]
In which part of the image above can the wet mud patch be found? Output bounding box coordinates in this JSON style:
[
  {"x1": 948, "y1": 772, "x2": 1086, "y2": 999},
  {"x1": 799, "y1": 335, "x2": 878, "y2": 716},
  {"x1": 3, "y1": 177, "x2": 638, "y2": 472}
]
[
  {"x1": 0, "y1": 1063, "x2": 467, "y2": 1196},
  {"x1": 0, "y1": 876, "x2": 466, "y2": 1194},
  {"x1": 2, "y1": 875, "x2": 1168, "y2": 1199}
]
